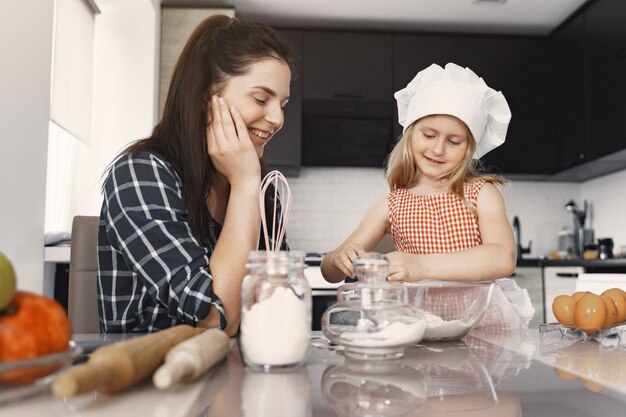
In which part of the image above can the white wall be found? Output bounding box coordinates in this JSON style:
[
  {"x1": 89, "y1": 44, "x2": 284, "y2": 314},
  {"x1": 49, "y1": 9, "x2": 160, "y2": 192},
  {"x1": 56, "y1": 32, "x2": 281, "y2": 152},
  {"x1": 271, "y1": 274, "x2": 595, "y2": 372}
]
[
  {"x1": 0, "y1": 0, "x2": 158, "y2": 294},
  {"x1": 581, "y1": 168, "x2": 626, "y2": 253},
  {"x1": 0, "y1": 1, "x2": 55, "y2": 292},
  {"x1": 286, "y1": 168, "x2": 389, "y2": 253},
  {"x1": 72, "y1": 0, "x2": 159, "y2": 219},
  {"x1": 501, "y1": 180, "x2": 580, "y2": 256}
]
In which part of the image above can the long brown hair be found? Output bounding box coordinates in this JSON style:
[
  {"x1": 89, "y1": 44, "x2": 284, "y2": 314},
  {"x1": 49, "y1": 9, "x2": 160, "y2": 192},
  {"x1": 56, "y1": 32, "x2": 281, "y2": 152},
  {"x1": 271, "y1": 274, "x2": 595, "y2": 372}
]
[
  {"x1": 385, "y1": 117, "x2": 507, "y2": 201},
  {"x1": 120, "y1": 15, "x2": 293, "y2": 241}
]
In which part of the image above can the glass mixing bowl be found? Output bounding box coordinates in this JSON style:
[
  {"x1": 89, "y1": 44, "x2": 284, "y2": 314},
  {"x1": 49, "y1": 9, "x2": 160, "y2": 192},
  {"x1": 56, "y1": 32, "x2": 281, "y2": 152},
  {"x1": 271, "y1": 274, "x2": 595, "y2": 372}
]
[{"x1": 404, "y1": 281, "x2": 495, "y2": 342}]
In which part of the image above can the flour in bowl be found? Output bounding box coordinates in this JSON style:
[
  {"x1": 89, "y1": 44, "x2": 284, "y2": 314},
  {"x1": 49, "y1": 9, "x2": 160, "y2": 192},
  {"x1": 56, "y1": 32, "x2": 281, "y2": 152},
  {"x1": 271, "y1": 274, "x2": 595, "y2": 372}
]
[{"x1": 422, "y1": 311, "x2": 471, "y2": 340}]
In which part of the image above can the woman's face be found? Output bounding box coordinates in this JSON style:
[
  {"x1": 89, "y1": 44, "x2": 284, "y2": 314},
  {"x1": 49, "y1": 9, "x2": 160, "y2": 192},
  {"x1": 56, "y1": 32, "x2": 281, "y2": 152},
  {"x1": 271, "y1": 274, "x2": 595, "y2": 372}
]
[
  {"x1": 410, "y1": 114, "x2": 470, "y2": 180},
  {"x1": 220, "y1": 58, "x2": 291, "y2": 157}
]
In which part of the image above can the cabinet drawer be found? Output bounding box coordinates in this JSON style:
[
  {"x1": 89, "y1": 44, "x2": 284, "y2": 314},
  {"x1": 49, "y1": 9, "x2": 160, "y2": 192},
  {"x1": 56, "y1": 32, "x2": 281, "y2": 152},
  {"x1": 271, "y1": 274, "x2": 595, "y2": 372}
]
[{"x1": 544, "y1": 266, "x2": 584, "y2": 323}]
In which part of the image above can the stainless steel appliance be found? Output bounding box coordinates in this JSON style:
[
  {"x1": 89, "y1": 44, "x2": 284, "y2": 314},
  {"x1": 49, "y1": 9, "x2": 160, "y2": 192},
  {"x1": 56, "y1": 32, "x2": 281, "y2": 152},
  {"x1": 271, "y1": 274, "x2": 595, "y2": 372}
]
[
  {"x1": 598, "y1": 238, "x2": 614, "y2": 259},
  {"x1": 564, "y1": 200, "x2": 594, "y2": 258}
]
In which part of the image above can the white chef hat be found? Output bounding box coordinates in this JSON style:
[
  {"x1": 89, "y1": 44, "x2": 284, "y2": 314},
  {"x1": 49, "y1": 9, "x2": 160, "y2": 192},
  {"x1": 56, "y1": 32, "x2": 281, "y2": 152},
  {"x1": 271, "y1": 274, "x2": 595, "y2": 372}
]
[{"x1": 394, "y1": 62, "x2": 512, "y2": 159}]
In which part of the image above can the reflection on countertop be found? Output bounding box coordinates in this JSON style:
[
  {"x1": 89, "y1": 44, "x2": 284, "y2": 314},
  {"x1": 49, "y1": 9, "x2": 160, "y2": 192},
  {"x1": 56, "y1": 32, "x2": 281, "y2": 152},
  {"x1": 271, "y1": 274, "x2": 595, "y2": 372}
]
[{"x1": 4, "y1": 329, "x2": 626, "y2": 416}]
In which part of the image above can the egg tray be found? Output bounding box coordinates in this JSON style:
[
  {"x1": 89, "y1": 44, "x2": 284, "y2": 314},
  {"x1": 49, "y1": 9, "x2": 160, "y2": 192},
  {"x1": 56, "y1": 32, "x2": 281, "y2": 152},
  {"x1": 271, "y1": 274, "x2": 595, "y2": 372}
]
[{"x1": 539, "y1": 322, "x2": 626, "y2": 343}]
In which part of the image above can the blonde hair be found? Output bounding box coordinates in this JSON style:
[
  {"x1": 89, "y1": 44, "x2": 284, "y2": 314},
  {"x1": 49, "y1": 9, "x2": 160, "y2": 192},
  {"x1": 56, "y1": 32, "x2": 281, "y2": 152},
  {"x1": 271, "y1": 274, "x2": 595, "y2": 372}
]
[{"x1": 385, "y1": 118, "x2": 507, "y2": 201}]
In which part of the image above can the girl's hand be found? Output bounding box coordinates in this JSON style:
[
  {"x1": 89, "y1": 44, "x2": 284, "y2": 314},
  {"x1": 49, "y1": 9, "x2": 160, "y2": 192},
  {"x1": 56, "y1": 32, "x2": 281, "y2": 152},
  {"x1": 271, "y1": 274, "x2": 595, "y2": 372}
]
[
  {"x1": 328, "y1": 243, "x2": 364, "y2": 278},
  {"x1": 207, "y1": 96, "x2": 260, "y2": 185},
  {"x1": 386, "y1": 251, "x2": 424, "y2": 282}
]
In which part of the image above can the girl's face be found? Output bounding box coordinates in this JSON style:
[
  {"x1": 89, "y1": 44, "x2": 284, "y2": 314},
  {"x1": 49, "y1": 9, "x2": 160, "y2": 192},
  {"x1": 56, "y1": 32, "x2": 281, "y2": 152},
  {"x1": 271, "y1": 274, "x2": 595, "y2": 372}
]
[
  {"x1": 220, "y1": 58, "x2": 291, "y2": 157},
  {"x1": 410, "y1": 115, "x2": 470, "y2": 181}
]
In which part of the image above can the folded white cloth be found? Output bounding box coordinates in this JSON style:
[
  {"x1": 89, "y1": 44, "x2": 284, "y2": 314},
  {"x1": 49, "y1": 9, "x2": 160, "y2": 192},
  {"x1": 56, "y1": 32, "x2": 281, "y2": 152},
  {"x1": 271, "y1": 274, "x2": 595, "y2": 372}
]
[
  {"x1": 477, "y1": 278, "x2": 535, "y2": 330},
  {"x1": 44, "y1": 231, "x2": 72, "y2": 246}
]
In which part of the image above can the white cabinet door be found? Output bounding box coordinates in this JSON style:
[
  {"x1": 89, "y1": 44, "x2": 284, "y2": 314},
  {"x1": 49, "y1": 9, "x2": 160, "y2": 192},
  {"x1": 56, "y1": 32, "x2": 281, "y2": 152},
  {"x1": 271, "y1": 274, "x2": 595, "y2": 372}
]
[
  {"x1": 513, "y1": 266, "x2": 543, "y2": 328},
  {"x1": 544, "y1": 266, "x2": 584, "y2": 323}
]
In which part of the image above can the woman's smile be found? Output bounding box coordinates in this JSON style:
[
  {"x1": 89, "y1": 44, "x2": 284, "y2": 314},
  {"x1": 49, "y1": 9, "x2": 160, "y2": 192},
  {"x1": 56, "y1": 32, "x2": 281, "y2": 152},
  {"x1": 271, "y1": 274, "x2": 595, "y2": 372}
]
[{"x1": 249, "y1": 127, "x2": 274, "y2": 142}]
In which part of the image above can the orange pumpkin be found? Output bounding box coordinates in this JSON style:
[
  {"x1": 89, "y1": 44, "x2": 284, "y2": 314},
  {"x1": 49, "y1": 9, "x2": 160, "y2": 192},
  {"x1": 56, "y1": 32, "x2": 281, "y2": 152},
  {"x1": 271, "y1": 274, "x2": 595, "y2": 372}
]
[{"x1": 0, "y1": 291, "x2": 72, "y2": 384}]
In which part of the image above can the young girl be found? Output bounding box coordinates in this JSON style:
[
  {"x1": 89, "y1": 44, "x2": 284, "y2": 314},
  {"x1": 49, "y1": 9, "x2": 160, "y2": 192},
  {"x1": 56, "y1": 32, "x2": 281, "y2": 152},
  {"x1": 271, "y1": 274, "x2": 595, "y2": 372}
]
[
  {"x1": 321, "y1": 62, "x2": 533, "y2": 328},
  {"x1": 98, "y1": 16, "x2": 292, "y2": 335}
]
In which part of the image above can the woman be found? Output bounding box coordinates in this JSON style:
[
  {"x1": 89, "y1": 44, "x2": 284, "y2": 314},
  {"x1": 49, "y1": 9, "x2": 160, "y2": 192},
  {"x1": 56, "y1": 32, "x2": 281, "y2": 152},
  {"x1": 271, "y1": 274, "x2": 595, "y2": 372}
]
[{"x1": 97, "y1": 15, "x2": 293, "y2": 335}]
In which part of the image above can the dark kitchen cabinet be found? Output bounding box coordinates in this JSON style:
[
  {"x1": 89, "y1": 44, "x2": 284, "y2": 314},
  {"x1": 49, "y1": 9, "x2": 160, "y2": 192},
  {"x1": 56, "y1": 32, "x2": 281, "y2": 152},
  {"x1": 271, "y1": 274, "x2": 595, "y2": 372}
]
[
  {"x1": 454, "y1": 36, "x2": 557, "y2": 175},
  {"x1": 262, "y1": 30, "x2": 303, "y2": 176},
  {"x1": 553, "y1": 14, "x2": 589, "y2": 170},
  {"x1": 268, "y1": 0, "x2": 626, "y2": 179},
  {"x1": 301, "y1": 31, "x2": 395, "y2": 169},
  {"x1": 393, "y1": 34, "x2": 458, "y2": 140},
  {"x1": 584, "y1": 0, "x2": 626, "y2": 160},
  {"x1": 393, "y1": 34, "x2": 459, "y2": 90},
  {"x1": 393, "y1": 33, "x2": 556, "y2": 176},
  {"x1": 302, "y1": 31, "x2": 393, "y2": 101},
  {"x1": 584, "y1": 0, "x2": 626, "y2": 75}
]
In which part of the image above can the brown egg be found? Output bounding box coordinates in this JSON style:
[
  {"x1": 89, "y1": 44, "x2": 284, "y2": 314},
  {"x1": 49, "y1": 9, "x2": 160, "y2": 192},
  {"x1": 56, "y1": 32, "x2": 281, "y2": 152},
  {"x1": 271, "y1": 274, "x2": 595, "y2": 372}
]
[
  {"x1": 552, "y1": 294, "x2": 576, "y2": 325},
  {"x1": 601, "y1": 288, "x2": 626, "y2": 324},
  {"x1": 574, "y1": 293, "x2": 607, "y2": 335},
  {"x1": 571, "y1": 291, "x2": 589, "y2": 303},
  {"x1": 600, "y1": 295, "x2": 617, "y2": 327}
]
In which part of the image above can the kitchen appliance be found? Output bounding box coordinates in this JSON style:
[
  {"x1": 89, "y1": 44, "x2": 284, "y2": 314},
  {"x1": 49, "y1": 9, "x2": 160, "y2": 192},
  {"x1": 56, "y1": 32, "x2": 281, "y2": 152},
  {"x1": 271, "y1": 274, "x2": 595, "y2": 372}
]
[
  {"x1": 598, "y1": 238, "x2": 614, "y2": 260},
  {"x1": 564, "y1": 199, "x2": 594, "y2": 258},
  {"x1": 557, "y1": 228, "x2": 576, "y2": 256}
]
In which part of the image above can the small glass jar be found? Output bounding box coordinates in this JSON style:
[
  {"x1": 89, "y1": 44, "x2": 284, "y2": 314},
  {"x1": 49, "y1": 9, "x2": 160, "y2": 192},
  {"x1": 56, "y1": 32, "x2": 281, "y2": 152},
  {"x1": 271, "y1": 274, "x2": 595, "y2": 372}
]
[
  {"x1": 353, "y1": 252, "x2": 390, "y2": 282},
  {"x1": 321, "y1": 253, "x2": 426, "y2": 360},
  {"x1": 240, "y1": 251, "x2": 311, "y2": 370}
]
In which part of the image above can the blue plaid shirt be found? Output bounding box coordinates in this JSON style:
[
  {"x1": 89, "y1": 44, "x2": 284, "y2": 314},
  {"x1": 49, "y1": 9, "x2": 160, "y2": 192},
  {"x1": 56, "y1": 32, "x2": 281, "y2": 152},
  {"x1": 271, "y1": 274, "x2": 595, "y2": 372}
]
[{"x1": 97, "y1": 150, "x2": 285, "y2": 333}]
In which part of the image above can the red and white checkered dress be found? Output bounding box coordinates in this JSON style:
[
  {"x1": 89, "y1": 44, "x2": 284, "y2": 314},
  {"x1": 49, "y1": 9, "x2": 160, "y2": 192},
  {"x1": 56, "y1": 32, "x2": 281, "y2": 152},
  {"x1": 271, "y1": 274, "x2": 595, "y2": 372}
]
[
  {"x1": 388, "y1": 180, "x2": 531, "y2": 330},
  {"x1": 388, "y1": 180, "x2": 484, "y2": 254}
]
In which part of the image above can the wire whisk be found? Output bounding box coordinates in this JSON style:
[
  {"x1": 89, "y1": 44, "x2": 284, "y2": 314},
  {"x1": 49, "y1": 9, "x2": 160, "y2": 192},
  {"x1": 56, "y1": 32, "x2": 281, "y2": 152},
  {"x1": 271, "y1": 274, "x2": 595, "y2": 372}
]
[{"x1": 260, "y1": 170, "x2": 291, "y2": 251}]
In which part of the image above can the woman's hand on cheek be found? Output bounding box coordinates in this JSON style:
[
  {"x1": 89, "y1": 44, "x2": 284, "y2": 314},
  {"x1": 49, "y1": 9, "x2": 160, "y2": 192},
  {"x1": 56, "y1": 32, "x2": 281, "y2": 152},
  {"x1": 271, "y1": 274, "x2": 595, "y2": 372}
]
[
  {"x1": 207, "y1": 95, "x2": 260, "y2": 185},
  {"x1": 386, "y1": 251, "x2": 422, "y2": 282}
]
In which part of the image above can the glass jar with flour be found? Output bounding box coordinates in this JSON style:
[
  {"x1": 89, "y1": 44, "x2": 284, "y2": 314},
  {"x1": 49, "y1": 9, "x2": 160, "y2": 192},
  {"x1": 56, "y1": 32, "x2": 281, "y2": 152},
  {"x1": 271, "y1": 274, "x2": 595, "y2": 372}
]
[
  {"x1": 240, "y1": 251, "x2": 311, "y2": 370},
  {"x1": 321, "y1": 253, "x2": 426, "y2": 360}
]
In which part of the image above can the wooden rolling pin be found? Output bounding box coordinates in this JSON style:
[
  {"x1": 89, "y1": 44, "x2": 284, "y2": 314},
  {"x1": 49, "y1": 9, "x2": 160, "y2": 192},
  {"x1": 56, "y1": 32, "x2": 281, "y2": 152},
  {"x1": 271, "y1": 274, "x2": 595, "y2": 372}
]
[
  {"x1": 152, "y1": 328, "x2": 230, "y2": 389},
  {"x1": 52, "y1": 324, "x2": 203, "y2": 398}
]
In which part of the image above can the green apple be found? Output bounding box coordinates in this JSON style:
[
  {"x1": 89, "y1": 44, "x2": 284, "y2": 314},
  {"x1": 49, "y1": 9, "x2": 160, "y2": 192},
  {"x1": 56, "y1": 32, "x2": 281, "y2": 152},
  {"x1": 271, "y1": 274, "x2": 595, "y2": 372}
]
[{"x1": 0, "y1": 251, "x2": 17, "y2": 310}]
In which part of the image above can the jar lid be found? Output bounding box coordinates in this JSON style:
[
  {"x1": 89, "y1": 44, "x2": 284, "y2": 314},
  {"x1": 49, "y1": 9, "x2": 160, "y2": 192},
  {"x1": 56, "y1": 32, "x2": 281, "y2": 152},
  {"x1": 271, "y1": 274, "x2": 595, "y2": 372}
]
[
  {"x1": 353, "y1": 252, "x2": 390, "y2": 282},
  {"x1": 337, "y1": 281, "x2": 409, "y2": 306}
]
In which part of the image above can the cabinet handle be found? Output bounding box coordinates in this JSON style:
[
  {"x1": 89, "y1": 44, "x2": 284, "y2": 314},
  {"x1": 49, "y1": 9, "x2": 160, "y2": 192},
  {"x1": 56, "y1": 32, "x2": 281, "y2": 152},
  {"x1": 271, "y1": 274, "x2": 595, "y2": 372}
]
[
  {"x1": 312, "y1": 290, "x2": 338, "y2": 296},
  {"x1": 617, "y1": 48, "x2": 626, "y2": 63},
  {"x1": 331, "y1": 93, "x2": 364, "y2": 99},
  {"x1": 556, "y1": 273, "x2": 579, "y2": 278}
]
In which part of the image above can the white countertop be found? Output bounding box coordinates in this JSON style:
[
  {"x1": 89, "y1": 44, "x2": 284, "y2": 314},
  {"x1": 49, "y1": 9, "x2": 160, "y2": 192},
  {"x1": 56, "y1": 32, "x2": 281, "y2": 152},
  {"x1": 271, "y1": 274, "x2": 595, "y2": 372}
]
[
  {"x1": 44, "y1": 246, "x2": 71, "y2": 263},
  {"x1": 304, "y1": 266, "x2": 342, "y2": 290},
  {"x1": 3, "y1": 328, "x2": 626, "y2": 416}
]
